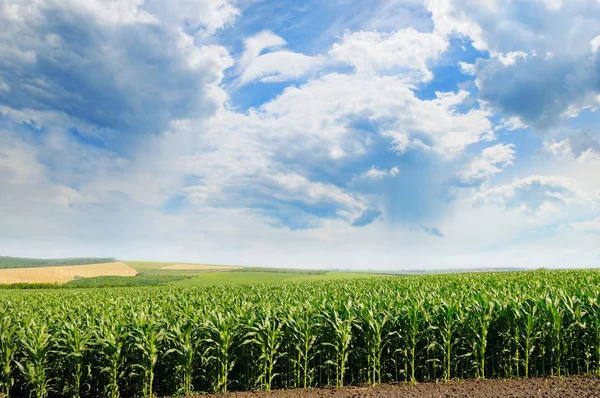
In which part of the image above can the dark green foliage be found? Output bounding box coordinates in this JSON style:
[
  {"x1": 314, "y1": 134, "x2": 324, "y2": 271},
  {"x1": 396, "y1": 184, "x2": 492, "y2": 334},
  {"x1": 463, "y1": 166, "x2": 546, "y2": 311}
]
[
  {"x1": 2, "y1": 270, "x2": 600, "y2": 397},
  {"x1": 232, "y1": 267, "x2": 327, "y2": 275},
  {"x1": 63, "y1": 275, "x2": 190, "y2": 288},
  {"x1": 0, "y1": 257, "x2": 117, "y2": 269},
  {"x1": 0, "y1": 275, "x2": 191, "y2": 290}
]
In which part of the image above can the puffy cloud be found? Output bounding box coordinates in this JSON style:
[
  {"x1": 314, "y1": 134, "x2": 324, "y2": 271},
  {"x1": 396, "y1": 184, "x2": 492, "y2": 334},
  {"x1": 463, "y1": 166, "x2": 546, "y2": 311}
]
[
  {"x1": 330, "y1": 29, "x2": 448, "y2": 81},
  {"x1": 475, "y1": 53, "x2": 600, "y2": 128},
  {"x1": 461, "y1": 143, "x2": 515, "y2": 183},
  {"x1": 426, "y1": 0, "x2": 600, "y2": 128},
  {"x1": 475, "y1": 175, "x2": 596, "y2": 218},
  {"x1": 169, "y1": 68, "x2": 493, "y2": 228},
  {"x1": 497, "y1": 51, "x2": 528, "y2": 66},
  {"x1": 144, "y1": 0, "x2": 239, "y2": 34},
  {"x1": 4, "y1": 0, "x2": 599, "y2": 268},
  {"x1": 593, "y1": 35, "x2": 600, "y2": 53},
  {"x1": 358, "y1": 166, "x2": 400, "y2": 180},
  {"x1": 236, "y1": 31, "x2": 323, "y2": 86},
  {"x1": 543, "y1": 129, "x2": 600, "y2": 159},
  {"x1": 459, "y1": 62, "x2": 476, "y2": 76},
  {"x1": 0, "y1": 0, "x2": 235, "y2": 137}
]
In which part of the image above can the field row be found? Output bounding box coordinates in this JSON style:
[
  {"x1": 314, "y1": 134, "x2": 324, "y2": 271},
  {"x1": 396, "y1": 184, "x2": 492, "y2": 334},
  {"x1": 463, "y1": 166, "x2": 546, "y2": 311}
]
[{"x1": 1, "y1": 270, "x2": 600, "y2": 398}]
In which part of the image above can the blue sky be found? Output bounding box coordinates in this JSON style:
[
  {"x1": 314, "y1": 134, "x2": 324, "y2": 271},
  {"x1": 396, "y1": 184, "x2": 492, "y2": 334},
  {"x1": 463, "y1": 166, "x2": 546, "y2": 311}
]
[{"x1": 0, "y1": 0, "x2": 599, "y2": 269}]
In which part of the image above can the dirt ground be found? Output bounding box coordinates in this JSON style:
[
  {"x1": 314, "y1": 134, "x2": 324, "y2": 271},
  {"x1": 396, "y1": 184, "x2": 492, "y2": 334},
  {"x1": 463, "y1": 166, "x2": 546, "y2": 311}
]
[{"x1": 198, "y1": 377, "x2": 600, "y2": 398}]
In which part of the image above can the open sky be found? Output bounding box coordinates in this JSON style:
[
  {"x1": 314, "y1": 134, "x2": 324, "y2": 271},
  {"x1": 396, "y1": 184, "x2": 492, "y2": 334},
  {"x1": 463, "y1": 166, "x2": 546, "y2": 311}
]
[{"x1": 1, "y1": 0, "x2": 599, "y2": 269}]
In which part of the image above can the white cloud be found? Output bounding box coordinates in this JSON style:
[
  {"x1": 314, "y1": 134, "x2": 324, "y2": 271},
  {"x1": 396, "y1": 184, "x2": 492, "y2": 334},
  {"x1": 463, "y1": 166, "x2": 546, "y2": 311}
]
[
  {"x1": 497, "y1": 51, "x2": 528, "y2": 66},
  {"x1": 543, "y1": 130, "x2": 600, "y2": 160},
  {"x1": 145, "y1": 0, "x2": 239, "y2": 33},
  {"x1": 0, "y1": 131, "x2": 46, "y2": 184},
  {"x1": 427, "y1": 0, "x2": 600, "y2": 127},
  {"x1": 571, "y1": 216, "x2": 600, "y2": 233},
  {"x1": 494, "y1": 116, "x2": 527, "y2": 131},
  {"x1": 358, "y1": 166, "x2": 400, "y2": 180},
  {"x1": 475, "y1": 175, "x2": 596, "y2": 219},
  {"x1": 2, "y1": 0, "x2": 239, "y2": 29},
  {"x1": 461, "y1": 143, "x2": 515, "y2": 183},
  {"x1": 0, "y1": 0, "x2": 235, "y2": 136},
  {"x1": 424, "y1": 0, "x2": 488, "y2": 51},
  {"x1": 458, "y1": 62, "x2": 476, "y2": 76},
  {"x1": 3, "y1": 0, "x2": 600, "y2": 269},
  {"x1": 237, "y1": 31, "x2": 323, "y2": 86},
  {"x1": 592, "y1": 35, "x2": 600, "y2": 53},
  {"x1": 177, "y1": 31, "x2": 234, "y2": 79},
  {"x1": 330, "y1": 29, "x2": 448, "y2": 81},
  {"x1": 1, "y1": 0, "x2": 156, "y2": 25}
]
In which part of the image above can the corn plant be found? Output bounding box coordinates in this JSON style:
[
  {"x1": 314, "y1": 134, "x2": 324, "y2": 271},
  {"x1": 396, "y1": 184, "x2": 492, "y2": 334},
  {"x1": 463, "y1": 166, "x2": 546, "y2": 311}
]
[
  {"x1": 162, "y1": 318, "x2": 200, "y2": 395},
  {"x1": 126, "y1": 310, "x2": 164, "y2": 398},
  {"x1": 0, "y1": 315, "x2": 18, "y2": 398},
  {"x1": 322, "y1": 303, "x2": 355, "y2": 388},
  {"x1": 54, "y1": 320, "x2": 92, "y2": 398},
  {"x1": 242, "y1": 305, "x2": 284, "y2": 391},
  {"x1": 203, "y1": 311, "x2": 239, "y2": 393},
  {"x1": 1, "y1": 269, "x2": 600, "y2": 395},
  {"x1": 286, "y1": 306, "x2": 321, "y2": 388},
  {"x1": 94, "y1": 318, "x2": 127, "y2": 398},
  {"x1": 15, "y1": 320, "x2": 52, "y2": 398}
]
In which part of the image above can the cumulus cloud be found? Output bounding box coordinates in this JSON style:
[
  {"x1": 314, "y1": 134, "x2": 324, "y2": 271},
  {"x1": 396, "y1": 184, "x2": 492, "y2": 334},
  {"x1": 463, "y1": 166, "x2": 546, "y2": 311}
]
[
  {"x1": 461, "y1": 143, "x2": 516, "y2": 183},
  {"x1": 426, "y1": 0, "x2": 600, "y2": 128},
  {"x1": 458, "y1": 62, "x2": 476, "y2": 76},
  {"x1": 330, "y1": 29, "x2": 448, "y2": 82},
  {"x1": 0, "y1": 0, "x2": 235, "y2": 137},
  {"x1": 358, "y1": 166, "x2": 400, "y2": 180},
  {"x1": 237, "y1": 31, "x2": 323, "y2": 86},
  {"x1": 168, "y1": 67, "x2": 493, "y2": 229},
  {"x1": 475, "y1": 175, "x2": 596, "y2": 218},
  {"x1": 4, "y1": 0, "x2": 600, "y2": 268},
  {"x1": 543, "y1": 129, "x2": 600, "y2": 159},
  {"x1": 144, "y1": 0, "x2": 239, "y2": 34}
]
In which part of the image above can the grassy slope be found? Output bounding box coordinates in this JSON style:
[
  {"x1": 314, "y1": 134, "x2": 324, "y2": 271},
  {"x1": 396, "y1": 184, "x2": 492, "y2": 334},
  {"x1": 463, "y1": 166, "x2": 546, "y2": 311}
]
[
  {"x1": 0, "y1": 256, "x2": 116, "y2": 269},
  {"x1": 64, "y1": 275, "x2": 190, "y2": 288},
  {"x1": 123, "y1": 261, "x2": 238, "y2": 275},
  {"x1": 125, "y1": 261, "x2": 385, "y2": 286}
]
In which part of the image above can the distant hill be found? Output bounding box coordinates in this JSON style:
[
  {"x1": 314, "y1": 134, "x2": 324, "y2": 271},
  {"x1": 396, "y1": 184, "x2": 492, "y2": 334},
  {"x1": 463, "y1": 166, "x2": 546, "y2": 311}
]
[
  {"x1": 0, "y1": 256, "x2": 117, "y2": 269},
  {"x1": 325, "y1": 267, "x2": 531, "y2": 275}
]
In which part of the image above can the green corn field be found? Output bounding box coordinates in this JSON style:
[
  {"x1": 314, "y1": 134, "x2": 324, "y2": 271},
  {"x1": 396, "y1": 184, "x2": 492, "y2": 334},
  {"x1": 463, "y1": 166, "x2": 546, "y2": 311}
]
[{"x1": 1, "y1": 269, "x2": 600, "y2": 397}]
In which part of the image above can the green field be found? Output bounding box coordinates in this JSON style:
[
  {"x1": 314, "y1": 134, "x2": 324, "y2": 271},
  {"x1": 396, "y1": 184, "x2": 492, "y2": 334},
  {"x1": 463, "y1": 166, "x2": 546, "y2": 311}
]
[
  {"x1": 2, "y1": 269, "x2": 600, "y2": 398},
  {"x1": 123, "y1": 260, "x2": 378, "y2": 286},
  {"x1": 170, "y1": 270, "x2": 383, "y2": 286},
  {"x1": 0, "y1": 257, "x2": 381, "y2": 288}
]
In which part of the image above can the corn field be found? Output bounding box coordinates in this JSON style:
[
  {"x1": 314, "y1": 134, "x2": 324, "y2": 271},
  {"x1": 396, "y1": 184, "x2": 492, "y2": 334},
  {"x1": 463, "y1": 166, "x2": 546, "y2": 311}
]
[{"x1": 1, "y1": 269, "x2": 600, "y2": 397}]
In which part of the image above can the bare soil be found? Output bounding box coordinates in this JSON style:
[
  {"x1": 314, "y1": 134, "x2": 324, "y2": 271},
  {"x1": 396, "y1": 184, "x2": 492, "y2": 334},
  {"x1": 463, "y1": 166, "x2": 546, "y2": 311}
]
[{"x1": 197, "y1": 377, "x2": 600, "y2": 398}]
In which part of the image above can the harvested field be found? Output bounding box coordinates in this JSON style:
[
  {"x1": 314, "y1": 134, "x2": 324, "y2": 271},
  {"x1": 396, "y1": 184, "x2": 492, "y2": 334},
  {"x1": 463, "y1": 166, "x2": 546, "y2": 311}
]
[
  {"x1": 199, "y1": 377, "x2": 600, "y2": 398},
  {"x1": 0, "y1": 261, "x2": 137, "y2": 284},
  {"x1": 160, "y1": 263, "x2": 240, "y2": 270}
]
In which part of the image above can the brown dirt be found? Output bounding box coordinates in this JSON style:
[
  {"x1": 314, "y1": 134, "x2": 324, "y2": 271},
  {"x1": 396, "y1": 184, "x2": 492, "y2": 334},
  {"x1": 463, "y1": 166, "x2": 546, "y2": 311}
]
[
  {"x1": 198, "y1": 377, "x2": 600, "y2": 398},
  {"x1": 160, "y1": 264, "x2": 241, "y2": 271},
  {"x1": 0, "y1": 261, "x2": 137, "y2": 284}
]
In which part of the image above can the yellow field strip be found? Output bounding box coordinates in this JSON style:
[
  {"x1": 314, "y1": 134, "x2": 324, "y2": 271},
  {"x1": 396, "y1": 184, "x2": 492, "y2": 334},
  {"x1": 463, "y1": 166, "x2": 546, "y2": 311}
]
[{"x1": 0, "y1": 261, "x2": 137, "y2": 284}]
